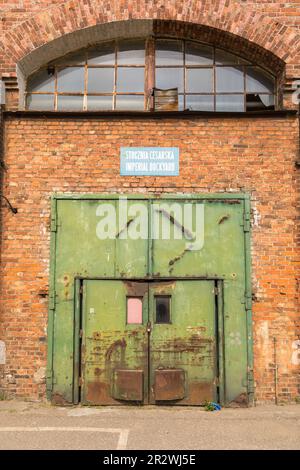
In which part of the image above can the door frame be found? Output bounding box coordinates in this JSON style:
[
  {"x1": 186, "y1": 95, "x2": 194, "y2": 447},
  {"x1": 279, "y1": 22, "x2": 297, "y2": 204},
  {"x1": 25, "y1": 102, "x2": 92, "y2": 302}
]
[
  {"x1": 74, "y1": 277, "x2": 225, "y2": 405},
  {"x1": 47, "y1": 193, "x2": 253, "y2": 406}
]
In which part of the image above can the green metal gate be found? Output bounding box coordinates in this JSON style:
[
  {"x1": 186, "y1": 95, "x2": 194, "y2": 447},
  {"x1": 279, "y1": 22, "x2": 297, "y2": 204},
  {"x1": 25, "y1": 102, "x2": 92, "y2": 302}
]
[
  {"x1": 47, "y1": 194, "x2": 252, "y2": 406},
  {"x1": 81, "y1": 279, "x2": 218, "y2": 405}
]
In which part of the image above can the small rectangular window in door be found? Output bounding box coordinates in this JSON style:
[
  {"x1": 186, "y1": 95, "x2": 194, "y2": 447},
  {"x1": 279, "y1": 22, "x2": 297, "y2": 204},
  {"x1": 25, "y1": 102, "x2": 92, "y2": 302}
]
[
  {"x1": 127, "y1": 297, "x2": 143, "y2": 324},
  {"x1": 155, "y1": 296, "x2": 171, "y2": 324}
]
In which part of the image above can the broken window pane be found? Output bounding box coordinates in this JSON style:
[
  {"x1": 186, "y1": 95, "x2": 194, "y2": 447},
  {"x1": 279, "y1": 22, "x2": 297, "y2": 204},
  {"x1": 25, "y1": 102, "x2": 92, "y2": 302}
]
[
  {"x1": 155, "y1": 296, "x2": 171, "y2": 324},
  {"x1": 127, "y1": 298, "x2": 143, "y2": 324}
]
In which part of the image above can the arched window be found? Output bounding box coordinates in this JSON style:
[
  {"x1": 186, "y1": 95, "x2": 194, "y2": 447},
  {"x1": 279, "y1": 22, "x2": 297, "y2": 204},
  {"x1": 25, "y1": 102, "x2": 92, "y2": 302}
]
[{"x1": 26, "y1": 38, "x2": 276, "y2": 112}]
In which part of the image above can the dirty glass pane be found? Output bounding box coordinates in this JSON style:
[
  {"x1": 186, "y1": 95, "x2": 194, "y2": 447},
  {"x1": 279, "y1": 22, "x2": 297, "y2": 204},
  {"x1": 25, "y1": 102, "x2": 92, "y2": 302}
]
[
  {"x1": 88, "y1": 42, "x2": 115, "y2": 65},
  {"x1": 186, "y1": 42, "x2": 213, "y2": 65},
  {"x1": 156, "y1": 40, "x2": 183, "y2": 66},
  {"x1": 88, "y1": 68, "x2": 114, "y2": 93},
  {"x1": 87, "y1": 95, "x2": 113, "y2": 110},
  {"x1": 117, "y1": 67, "x2": 144, "y2": 93},
  {"x1": 27, "y1": 69, "x2": 55, "y2": 93},
  {"x1": 127, "y1": 298, "x2": 143, "y2": 324},
  {"x1": 115, "y1": 95, "x2": 144, "y2": 110},
  {"x1": 216, "y1": 94, "x2": 244, "y2": 112},
  {"x1": 57, "y1": 67, "x2": 85, "y2": 92},
  {"x1": 186, "y1": 95, "x2": 214, "y2": 111},
  {"x1": 155, "y1": 297, "x2": 171, "y2": 324},
  {"x1": 27, "y1": 93, "x2": 55, "y2": 110},
  {"x1": 246, "y1": 67, "x2": 275, "y2": 93},
  {"x1": 186, "y1": 68, "x2": 213, "y2": 93},
  {"x1": 57, "y1": 95, "x2": 83, "y2": 111},
  {"x1": 215, "y1": 49, "x2": 249, "y2": 65},
  {"x1": 155, "y1": 68, "x2": 184, "y2": 93},
  {"x1": 118, "y1": 40, "x2": 145, "y2": 65},
  {"x1": 216, "y1": 66, "x2": 244, "y2": 92}
]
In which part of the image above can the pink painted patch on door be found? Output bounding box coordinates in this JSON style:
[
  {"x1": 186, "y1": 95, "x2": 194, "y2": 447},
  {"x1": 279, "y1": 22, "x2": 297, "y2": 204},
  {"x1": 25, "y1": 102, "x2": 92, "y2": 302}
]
[{"x1": 127, "y1": 297, "x2": 143, "y2": 324}]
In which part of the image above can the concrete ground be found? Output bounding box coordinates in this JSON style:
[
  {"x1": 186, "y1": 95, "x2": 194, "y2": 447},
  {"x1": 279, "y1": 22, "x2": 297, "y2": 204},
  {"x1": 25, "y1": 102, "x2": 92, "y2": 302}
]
[{"x1": 0, "y1": 401, "x2": 299, "y2": 450}]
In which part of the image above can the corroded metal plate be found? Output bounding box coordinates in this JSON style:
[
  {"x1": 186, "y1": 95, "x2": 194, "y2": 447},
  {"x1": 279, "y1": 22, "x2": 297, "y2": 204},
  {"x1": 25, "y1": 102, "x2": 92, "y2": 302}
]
[
  {"x1": 154, "y1": 369, "x2": 185, "y2": 401},
  {"x1": 112, "y1": 369, "x2": 144, "y2": 401}
]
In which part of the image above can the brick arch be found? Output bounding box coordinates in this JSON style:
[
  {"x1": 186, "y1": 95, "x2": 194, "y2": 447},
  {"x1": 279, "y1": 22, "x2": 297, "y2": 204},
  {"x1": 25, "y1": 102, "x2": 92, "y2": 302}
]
[{"x1": 0, "y1": 0, "x2": 299, "y2": 75}]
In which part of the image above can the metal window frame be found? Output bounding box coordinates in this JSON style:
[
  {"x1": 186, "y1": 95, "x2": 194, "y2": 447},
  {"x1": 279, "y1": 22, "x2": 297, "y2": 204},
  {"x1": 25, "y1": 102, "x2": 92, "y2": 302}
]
[{"x1": 26, "y1": 38, "x2": 277, "y2": 112}]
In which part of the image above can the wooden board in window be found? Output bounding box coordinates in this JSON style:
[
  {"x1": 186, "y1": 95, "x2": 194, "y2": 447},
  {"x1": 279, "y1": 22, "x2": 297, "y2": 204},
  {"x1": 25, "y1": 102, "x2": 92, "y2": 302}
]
[{"x1": 154, "y1": 88, "x2": 178, "y2": 111}]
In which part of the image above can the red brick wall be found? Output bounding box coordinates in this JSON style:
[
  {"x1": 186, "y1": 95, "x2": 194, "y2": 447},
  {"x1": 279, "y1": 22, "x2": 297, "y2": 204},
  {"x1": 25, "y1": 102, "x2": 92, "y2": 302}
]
[
  {"x1": 0, "y1": 1, "x2": 299, "y2": 403},
  {"x1": 0, "y1": 115, "x2": 299, "y2": 402}
]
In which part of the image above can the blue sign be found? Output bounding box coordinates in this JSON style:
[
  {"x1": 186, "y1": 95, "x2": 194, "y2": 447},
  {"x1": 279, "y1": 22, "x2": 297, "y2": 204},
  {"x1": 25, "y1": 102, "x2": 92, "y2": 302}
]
[{"x1": 120, "y1": 147, "x2": 179, "y2": 176}]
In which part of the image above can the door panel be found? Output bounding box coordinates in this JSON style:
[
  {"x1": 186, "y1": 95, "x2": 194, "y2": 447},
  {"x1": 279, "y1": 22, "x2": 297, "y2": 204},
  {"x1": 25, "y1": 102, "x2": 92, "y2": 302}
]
[
  {"x1": 81, "y1": 279, "x2": 218, "y2": 405},
  {"x1": 149, "y1": 281, "x2": 217, "y2": 405},
  {"x1": 81, "y1": 280, "x2": 148, "y2": 405}
]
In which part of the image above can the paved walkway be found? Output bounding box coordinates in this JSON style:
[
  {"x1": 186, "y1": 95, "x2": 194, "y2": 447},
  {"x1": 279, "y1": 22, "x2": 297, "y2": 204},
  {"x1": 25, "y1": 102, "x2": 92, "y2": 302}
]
[{"x1": 0, "y1": 401, "x2": 299, "y2": 450}]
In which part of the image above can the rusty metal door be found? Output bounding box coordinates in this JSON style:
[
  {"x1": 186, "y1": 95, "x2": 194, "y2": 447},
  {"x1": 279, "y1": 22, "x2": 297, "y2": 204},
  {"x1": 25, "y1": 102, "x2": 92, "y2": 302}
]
[
  {"x1": 81, "y1": 279, "x2": 217, "y2": 405},
  {"x1": 81, "y1": 280, "x2": 149, "y2": 405},
  {"x1": 149, "y1": 280, "x2": 217, "y2": 405}
]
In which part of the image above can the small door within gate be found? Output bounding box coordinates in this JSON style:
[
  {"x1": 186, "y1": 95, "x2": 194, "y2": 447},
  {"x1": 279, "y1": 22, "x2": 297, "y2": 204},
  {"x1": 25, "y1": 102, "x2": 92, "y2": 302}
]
[{"x1": 80, "y1": 279, "x2": 219, "y2": 405}]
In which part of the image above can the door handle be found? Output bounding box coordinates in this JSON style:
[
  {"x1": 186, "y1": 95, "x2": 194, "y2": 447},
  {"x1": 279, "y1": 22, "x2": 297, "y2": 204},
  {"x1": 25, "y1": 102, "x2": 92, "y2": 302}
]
[{"x1": 146, "y1": 321, "x2": 152, "y2": 333}]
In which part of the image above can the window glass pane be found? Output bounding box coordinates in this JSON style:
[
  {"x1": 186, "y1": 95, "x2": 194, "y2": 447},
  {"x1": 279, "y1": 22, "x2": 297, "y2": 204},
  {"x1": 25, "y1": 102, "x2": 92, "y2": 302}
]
[
  {"x1": 27, "y1": 94, "x2": 54, "y2": 110},
  {"x1": 155, "y1": 68, "x2": 184, "y2": 93},
  {"x1": 186, "y1": 95, "x2": 214, "y2": 111},
  {"x1": 216, "y1": 95, "x2": 244, "y2": 112},
  {"x1": 57, "y1": 95, "x2": 83, "y2": 111},
  {"x1": 118, "y1": 40, "x2": 145, "y2": 65},
  {"x1": 27, "y1": 69, "x2": 55, "y2": 93},
  {"x1": 216, "y1": 67, "x2": 244, "y2": 92},
  {"x1": 186, "y1": 42, "x2": 213, "y2": 65},
  {"x1": 156, "y1": 40, "x2": 183, "y2": 66},
  {"x1": 54, "y1": 50, "x2": 86, "y2": 66},
  {"x1": 115, "y1": 95, "x2": 144, "y2": 110},
  {"x1": 215, "y1": 49, "x2": 249, "y2": 65},
  {"x1": 57, "y1": 67, "x2": 85, "y2": 92},
  {"x1": 88, "y1": 68, "x2": 114, "y2": 93},
  {"x1": 127, "y1": 298, "x2": 143, "y2": 324},
  {"x1": 155, "y1": 297, "x2": 171, "y2": 324},
  {"x1": 88, "y1": 42, "x2": 115, "y2": 65},
  {"x1": 87, "y1": 95, "x2": 113, "y2": 110},
  {"x1": 186, "y1": 68, "x2": 213, "y2": 93},
  {"x1": 117, "y1": 67, "x2": 144, "y2": 93},
  {"x1": 246, "y1": 67, "x2": 275, "y2": 93}
]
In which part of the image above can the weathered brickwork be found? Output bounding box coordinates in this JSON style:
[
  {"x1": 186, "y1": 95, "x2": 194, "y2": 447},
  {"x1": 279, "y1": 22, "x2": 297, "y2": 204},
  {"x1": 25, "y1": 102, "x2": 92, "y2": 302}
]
[
  {"x1": 0, "y1": 116, "x2": 299, "y2": 402},
  {"x1": 0, "y1": 1, "x2": 299, "y2": 403}
]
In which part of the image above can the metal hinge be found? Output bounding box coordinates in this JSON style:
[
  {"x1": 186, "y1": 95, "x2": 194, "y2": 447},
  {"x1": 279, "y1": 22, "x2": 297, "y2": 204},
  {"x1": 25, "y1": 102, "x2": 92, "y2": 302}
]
[
  {"x1": 79, "y1": 329, "x2": 83, "y2": 338},
  {"x1": 79, "y1": 285, "x2": 83, "y2": 295},
  {"x1": 50, "y1": 215, "x2": 57, "y2": 232},
  {"x1": 243, "y1": 212, "x2": 251, "y2": 232},
  {"x1": 79, "y1": 376, "x2": 83, "y2": 387},
  {"x1": 245, "y1": 293, "x2": 252, "y2": 311},
  {"x1": 49, "y1": 290, "x2": 56, "y2": 310}
]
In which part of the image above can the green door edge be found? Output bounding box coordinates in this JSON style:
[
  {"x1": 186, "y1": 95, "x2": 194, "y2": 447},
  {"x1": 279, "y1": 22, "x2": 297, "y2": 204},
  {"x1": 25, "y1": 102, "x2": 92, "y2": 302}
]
[{"x1": 46, "y1": 192, "x2": 253, "y2": 405}]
